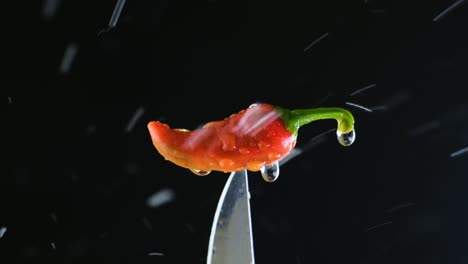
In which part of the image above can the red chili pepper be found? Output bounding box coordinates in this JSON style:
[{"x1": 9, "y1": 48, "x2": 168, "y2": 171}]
[{"x1": 147, "y1": 103, "x2": 355, "y2": 176}]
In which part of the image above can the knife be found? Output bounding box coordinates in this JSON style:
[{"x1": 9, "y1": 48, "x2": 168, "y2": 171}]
[{"x1": 206, "y1": 169, "x2": 255, "y2": 264}]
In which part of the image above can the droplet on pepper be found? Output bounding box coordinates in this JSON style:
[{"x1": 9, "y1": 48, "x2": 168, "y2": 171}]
[{"x1": 147, "y1": 103, "x2": 355, "y2": 176}]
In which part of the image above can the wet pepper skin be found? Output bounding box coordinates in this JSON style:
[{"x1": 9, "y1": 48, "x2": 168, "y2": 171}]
[
  {"x1": 148, "y1": 103, "x2": 355, "y2": 174},
  {"x1": 147, "y1": 104, "x2": 295, "y2": 173}
]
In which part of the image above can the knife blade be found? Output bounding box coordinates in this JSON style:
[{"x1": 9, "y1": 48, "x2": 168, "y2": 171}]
[{"x1": 206, "y1": 169, "x2": 255, "y2": 264}]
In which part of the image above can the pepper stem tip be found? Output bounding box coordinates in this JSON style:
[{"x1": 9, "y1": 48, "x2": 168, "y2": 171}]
[{"x1": 275, "y1": 106, "x2": 356, "y2": 146}]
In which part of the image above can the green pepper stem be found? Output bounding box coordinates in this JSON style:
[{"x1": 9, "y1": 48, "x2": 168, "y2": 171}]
[{"x1": 275, "y1": 106, "x2": 355, "y2": 137}]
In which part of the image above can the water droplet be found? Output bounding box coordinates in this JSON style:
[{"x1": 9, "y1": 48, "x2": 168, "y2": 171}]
[
  {"x1": 258, "y1": 141, "x2": 270, "y2": 151},
  {"x1": 246, "y1": 161, "x2": 266, "y2": 171},
  {"x1": 219, "y1": 159, "x2": 235, "y2": 168},
  {"x1": 221, "y1": 134, "x2": 236, "y2": 151},
  {"x1": 238, "y1": 147, "x2": 250, "y2": 154},
  {"x1": 336, "y1": 129, "x2": 356, "y2": 146},
  {"x1": 268, "y1": 152, "x2": 281, "y2": 161},
  {"x1": 260, "y1": 161, "x2": 280, "y2": 182},
  {"x1": 190, "y1": 169, "x2": 211, "y2": 176}
]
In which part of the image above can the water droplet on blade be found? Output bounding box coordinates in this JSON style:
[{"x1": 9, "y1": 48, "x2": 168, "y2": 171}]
[
  {"x1": 260, "y1": 161, "x2": 280, "y2": 182},
  {"x1": 336, "y1": 129, "x2": 356, "y2": 146},
  {"x1": 190, "y1": 169, "x2": 211, "y2": 176}
]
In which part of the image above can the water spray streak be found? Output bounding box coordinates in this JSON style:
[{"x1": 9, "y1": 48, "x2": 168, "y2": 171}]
[
  {"x1": 345, "y1": 102, "x2": 373, "y2": 112},
  {"x1": 148, "y1": 252, "x2": 165, "y2": 256},
  {"x1": 364, "y1": 221, "x2": 392, "y2": 232},
  {"x1": 407, "y1": 121, "x2": 440, "y2": 137},
  {"x1": 0, "y1": 227, "x2": 6, "y2": 238},
  {"x1": 42, "y1": 0, "x2": 61, "y2": 20},
  {"x1": 449, "y1": 145, "x2": 468, "y2": 158},
  {"x1": 146, "y1": 188, "x2": 176, "y2": 208},
  {"x1": 433, "y1": 0, "x2": 465, "y2": 22},
  {"x1": 384, "y1": 202, "x2": 415, "y2": 213},
  {"x1": 109, "y1": 0, "x2": 127, "y2": 28},
  {"x1": 279, "y1": 129, "x2": 333, "y2": 166},
  {"x1": 304, "y1": 32, "x2": 329, "y2": 52},
  {"x1": 59, "y1": 43, "x2": 78, "y2": 74},
  {"x1": 242, "y1": 111, "x2": 279, "y2": 136},
  {"x1": 350, "y1": 83, "x2": 377, "y2": 96},
  {"x1": 125, "y1": 107, "x2": 145, "y2": 133}
]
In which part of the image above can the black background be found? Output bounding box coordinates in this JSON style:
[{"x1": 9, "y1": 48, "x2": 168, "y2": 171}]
[{"x1": 4, "y1": 0, "x2": 468, "y2": 263}]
